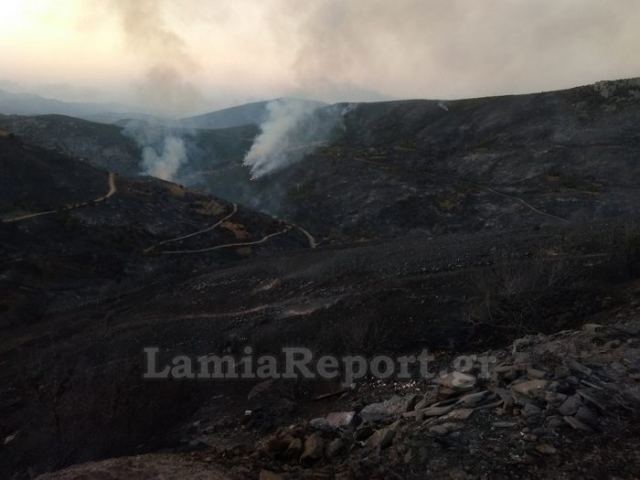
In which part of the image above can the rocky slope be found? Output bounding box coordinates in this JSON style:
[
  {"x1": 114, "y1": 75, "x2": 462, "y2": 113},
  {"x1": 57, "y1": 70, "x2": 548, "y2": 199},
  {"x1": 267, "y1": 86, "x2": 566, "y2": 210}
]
[
  {"x1": 0, "y1": 114, "x2": 257, "y2": 178},
  {"x1": 34, "y1": 314, "x2": 640, "y2": 480}
]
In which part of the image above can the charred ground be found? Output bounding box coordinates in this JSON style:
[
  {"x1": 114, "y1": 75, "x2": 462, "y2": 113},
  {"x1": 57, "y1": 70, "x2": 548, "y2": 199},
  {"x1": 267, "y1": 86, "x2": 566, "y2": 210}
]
[{"x1": 1, "y1": 79, "x2": 640, "y2": 479}]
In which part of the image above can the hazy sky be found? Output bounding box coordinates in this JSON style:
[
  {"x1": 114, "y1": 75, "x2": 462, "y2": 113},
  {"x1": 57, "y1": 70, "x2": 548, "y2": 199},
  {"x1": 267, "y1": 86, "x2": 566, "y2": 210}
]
[{"x1": 1, "y1": 0, "x2": 639, "y2": 115}]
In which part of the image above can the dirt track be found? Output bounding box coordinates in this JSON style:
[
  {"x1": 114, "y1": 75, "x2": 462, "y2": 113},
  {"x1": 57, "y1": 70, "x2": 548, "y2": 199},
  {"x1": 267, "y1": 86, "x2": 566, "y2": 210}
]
[{"x1": 1, "y1": 172, "x2": 117, "y2": 223}]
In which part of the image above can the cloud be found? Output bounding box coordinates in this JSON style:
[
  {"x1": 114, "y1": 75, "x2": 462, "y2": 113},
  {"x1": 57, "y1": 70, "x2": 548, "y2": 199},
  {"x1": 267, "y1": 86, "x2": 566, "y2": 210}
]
[
  {"x1": 267, "y1": 0, "x2": 640, "y2": 100},
  {"x1": 3, "y1": 0, "x2": 640, "y2": 108}
]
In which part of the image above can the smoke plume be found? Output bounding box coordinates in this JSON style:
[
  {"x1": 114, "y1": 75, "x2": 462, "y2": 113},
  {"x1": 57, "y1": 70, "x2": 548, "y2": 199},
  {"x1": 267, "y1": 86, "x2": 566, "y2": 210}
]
[
  {"x1": 141, "y1": 136, "x2": 187, "y2": 181},
  {"x1": 122, "y1": 120, "x2": 190, "y2": 181},
  {"x1": 107, "y1": 0, "x2": 203, "y2": 116},
  {"x1": 243, "y1": 99, "x2": 341, "y2": 179},
  {"x1": 104, "y1": 0, "x2": 202, "y2": 181}
]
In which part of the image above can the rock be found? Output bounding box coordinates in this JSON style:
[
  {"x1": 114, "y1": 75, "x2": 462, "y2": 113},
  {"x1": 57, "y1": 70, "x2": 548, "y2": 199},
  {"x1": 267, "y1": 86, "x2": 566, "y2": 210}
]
[
  {"x1": 354, "y1": 425, "x2": 374, "y2": 441},
  {"x1": 552, "y1": 365, "x2": 571, "y2": 381},
  {"x1": 429, "y1": 422, "x2": 462, "y2": 435},
  {"x1": 360, "y1": 395, "x2": 416, "y2": 423},
  {"x1": 309, "y1": 412, "x2": 353, "y2": 432},
  {"x1": 434, "y1": 372, "x2": 476, "y2": 391},
  {"x1": 449, "y1": 468, "x2": 470, "y2": 479},
  {"x1": 522, "y1": 402, "x2": 542, "y2": 418},
  {"x1": 527, "y1": 367, "x2": 548, "y2": 379},
  {"x1": 3, "y1": 432, "x2": 17, "y2": 446},
  {"x1": 285, "y1": 438, "x2": 303, "y2": 459},
  {"x1": 494, "y1": 365, "x2": 520, "y2": 381},
  {"x1": 577, "y1": 390, "x2": 605, "y2": 412},
  {"x1": 492, "y1": 421, "x2": 517, "y2": 428},
  {"x1": 326, "y1": 438, "x2": 345, "y2": 458},
  {"x1": 544, "y1": 391, "x2": 568, "y2": 406},
  {"x1": 566, "y1": 359, "x2": 592, "y2": 376},
  {"x1": 367, "y1": 421, "x2": 399, "y2": 449},
  {"x1": 557, "y1": 395, "x2": 582, "y2": 416},
  {"x1": 492, "y1": 388, "x2": 514, "y2": 408},
  {"x1": 567, "y1": 376, "x2": 579, "y2": 386},
  {"x1": 421, "y1": 405, "x2": 455, "y2": 417},
  {"x1": 309, "y1": 418, "x2": 331, "y2": 431},
  {"x1": 248, "y1": 379, "x2": 275, "y2": 400},
  {"x1": 546, "y1": 415, "x2": 565, "y2": 428},
  {"x1": 511, "y1": 380, "x2": 549, "y2": 400},
  {"x1": 563, "y1": 416, "x2": 593, "y2": 432},
  {"x1": 457, "y1": 390, "x2": 489, "y2": 407},
  {"x1": 444, "y1": 408, "x2": 474, "y2": 421},
  {"x1": 532, "y1": 428, "x2": 552, "y2": 437},
  {"x1": 605, "y1": 340, "x2": 622, "y2": 349},
  {"x1": 575, "y1": 406, "x2": 599, "y2": 426},
  {"x1": 414, "y1": 396, "x2": 431, "y2": 411},
  {"x1": 265, "y1": 436, "x2": 290, "y2": 457},
  {"x1": 582, "y1": 323, "x2": 604, "y2": 335},
  {"x1": 535, "y1": 443, "x2": 557, "y2": 455},
  {"x1": 260, "y1": 470, "x2": 285, "y2": 480},
  {"x1": 326, "y1": 411, "x2": 356, "y2": 429},
  {"x1": 301, "y1": 434, "x2": 325, "y2": 463},
  {"x1": 404, "y1": 394, "x2": 419, "y2": 411}
]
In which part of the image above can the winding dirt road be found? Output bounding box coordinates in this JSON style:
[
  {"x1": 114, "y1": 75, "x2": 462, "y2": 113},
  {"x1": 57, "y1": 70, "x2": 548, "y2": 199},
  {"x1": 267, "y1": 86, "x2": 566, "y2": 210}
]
[
  {"x1": 144, "y1": 203, "x2": 239, "y2": 254},
  {"x1": 2, "y1": 172, "x2": 117, "y2": 224},
  {"x1": 157, "y1": 226, "x2": 292, "y2": 255},
  {"x1": 351, "y1": 156, "x2": 568, "y2": 223},
  {"x1": 292, "y1": 224, "x2": 318, "y2": 249}
]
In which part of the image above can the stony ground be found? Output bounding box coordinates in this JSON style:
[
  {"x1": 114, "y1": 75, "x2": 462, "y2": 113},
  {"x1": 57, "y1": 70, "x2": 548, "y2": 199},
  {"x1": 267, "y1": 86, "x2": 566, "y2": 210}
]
[{"x1": 32, "y1": 313, "x2": 640, "y2": 479}]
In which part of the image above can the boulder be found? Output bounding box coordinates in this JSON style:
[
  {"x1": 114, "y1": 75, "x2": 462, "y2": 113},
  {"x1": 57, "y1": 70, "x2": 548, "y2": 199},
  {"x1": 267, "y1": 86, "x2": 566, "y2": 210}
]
[
  {"x1": 366, "y1": 421, "x2": 399, "y2": 449},
  {"x1": 260, "y1": 470, "x2": 285, "y2": 480},
  {"x1": 326, "y1": 438, "x2": 345, "y2": 458},
  {"x1": 444, "y1": 408, "x2": 474, "y2": 421},
  {"x1": 557, "y1": 395, "x2": 582, "y2": 416},
  {"x1": 429, "y1": 422, "x2": 462, "y2": 435},
  {"x1": 301, "y1": 433, "x2": 325, "y2": 464},
  {"x1": 456, "y1": 390, "x2": 489, "y2": 407},
  {"x1": 511, "y1": 380, "x2": 549, "y2": 400},
  {"x1": 434, "y1": 372, "x2": 476, "y2": 392},
  {"x1": 360, "y1": 395, "x2": 417, "y2": 423},
  {"x1": 285, "y1": 437, "x2": 303, "y2": 459}
]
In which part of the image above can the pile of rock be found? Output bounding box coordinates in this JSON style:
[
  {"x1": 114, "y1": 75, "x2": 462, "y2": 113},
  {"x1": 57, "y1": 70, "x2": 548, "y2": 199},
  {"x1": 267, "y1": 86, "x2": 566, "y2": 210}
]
[{"x1": 253, "y1": 321, "x2": 640, "y2": 478}]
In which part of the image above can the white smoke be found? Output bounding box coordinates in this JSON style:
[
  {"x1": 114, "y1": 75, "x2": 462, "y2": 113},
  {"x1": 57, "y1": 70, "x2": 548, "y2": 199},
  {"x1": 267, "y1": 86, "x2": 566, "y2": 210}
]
[
  {"x1": 122, "y1": 120, "x2": 191, "y2": 182},
  {"x1": 141, "y1": 136, "x2": 187, "y2": 181},
  {"x1": 243, "y1": 98, "x2": 341, "y2": 179}
]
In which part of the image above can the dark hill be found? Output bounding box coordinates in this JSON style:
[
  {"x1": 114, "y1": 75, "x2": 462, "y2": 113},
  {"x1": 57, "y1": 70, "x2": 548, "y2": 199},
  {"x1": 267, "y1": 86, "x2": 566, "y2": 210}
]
[
  {"x1": 191, "y1": 79, "x2": 640, "y2": 242},
  {"x1": 0, "y1": 114, "x2": 259, "y2": 178},
  {"x1": 182, "y1": 98, "x2": 325, "y2": 129}
]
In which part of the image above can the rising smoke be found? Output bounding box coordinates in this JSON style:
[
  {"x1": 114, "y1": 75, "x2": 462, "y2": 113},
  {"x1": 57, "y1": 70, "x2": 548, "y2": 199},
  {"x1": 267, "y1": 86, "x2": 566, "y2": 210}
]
[
  {"x1": 122, "y1": 120, "x2": 190, "y2": 181},
  {"x1": 243, "y1": 99, "x2": 344, "y2": 179},
  {"x1": 142, "y1": 136, "x2": 187, "y2": 181},
  {"x1": 105, "y1": 0, "x2": 203, "y2": 181},
  {"x1": 106, "y1": 0, "x2": 203, "y2": 116}
]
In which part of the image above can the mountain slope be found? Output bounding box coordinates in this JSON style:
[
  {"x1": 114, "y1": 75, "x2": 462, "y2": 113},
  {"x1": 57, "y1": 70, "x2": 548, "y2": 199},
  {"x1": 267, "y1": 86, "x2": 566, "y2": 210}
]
[
  {"x1": 0, "y1": 88, "x2": 143, "y2": 121},
  {"x1": 0, "y1": 114, "x2": 259, "y2": 178},
  {"x1": 3, "y1": 82, "x2": 640, "y2": 478},
  {"x1": 182, "y1": 98, "x2": 325, "y2": 129},
  {"x1": 190, "y1": 78, "x2": 640, "y2": 242}
]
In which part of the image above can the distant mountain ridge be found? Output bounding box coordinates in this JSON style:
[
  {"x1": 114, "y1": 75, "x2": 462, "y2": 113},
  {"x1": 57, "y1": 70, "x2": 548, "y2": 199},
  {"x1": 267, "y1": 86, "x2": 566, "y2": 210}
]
[
  {"x1": 181, "y1": 98, "x2": 326, "y2": 129},
  {"x1": 0, "y1": 88, "x2": 149, "y2": 123}
]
